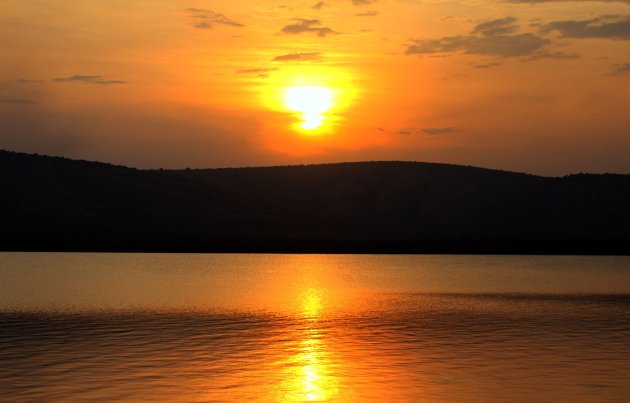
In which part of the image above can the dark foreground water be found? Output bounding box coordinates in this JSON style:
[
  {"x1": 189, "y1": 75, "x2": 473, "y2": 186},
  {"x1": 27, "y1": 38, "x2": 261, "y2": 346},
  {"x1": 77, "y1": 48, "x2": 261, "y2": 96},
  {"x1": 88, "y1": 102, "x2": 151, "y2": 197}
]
[{"x1": 1, "y1": 254, "x2": 629, "y2": 402}]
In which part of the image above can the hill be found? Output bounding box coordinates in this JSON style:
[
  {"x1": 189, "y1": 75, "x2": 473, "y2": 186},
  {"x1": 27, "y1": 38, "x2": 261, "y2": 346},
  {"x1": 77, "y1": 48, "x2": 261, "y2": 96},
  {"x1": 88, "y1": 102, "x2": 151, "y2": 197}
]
[{"x1": 1, "y1": 149, "x2": 629, "y2": 254}]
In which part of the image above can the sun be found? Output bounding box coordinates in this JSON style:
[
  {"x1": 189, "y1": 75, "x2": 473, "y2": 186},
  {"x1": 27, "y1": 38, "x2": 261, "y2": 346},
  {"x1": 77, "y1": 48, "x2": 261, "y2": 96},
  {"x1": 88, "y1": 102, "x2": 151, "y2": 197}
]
[
  {"x1": 284, "y1": 86, "x2": 334, "y2": 130},
  {"x1": 259, "y1": 66, "x2": 357, "y2": 136}
]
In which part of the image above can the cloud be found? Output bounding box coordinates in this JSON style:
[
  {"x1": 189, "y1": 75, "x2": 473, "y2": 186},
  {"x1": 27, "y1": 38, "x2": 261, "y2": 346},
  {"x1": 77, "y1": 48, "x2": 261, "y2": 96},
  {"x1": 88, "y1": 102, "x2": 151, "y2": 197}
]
[
  {"x1": 312, "y1": 1, "x2": 326, "y2": 10},
  {"x1": 352, "y1": 0, "x2": 376, "y2": 5},
  {"x1": 472, "y1": 17, "x2": 518, "y2": 36},
  {"x1": 396, "y1": 127, "x2": 463, "y2": 135},
  {"x1": 609, "y1": 63, "x2": 630, "y2": 75},
  {"x1": 522, "y1": 51, "x2": 579, "y2": 61},
  {"x1": 273, "y1": 52, "x2": 322, "y2": 62},
  {"x1": 541, "y1": 15, "x2": 630, "y2": 40},
  {"x1": 237, "y1": 68, "x2": 278, "y2": 74},
  {"x1": 422, "y1": 127, "x2": 462, "y2": 135},
  {"x1": 185, "y1": 8, "x2": 243, "y2": 29},
  {"x1": 356, "y1": 10, "x2": 379, "y2": 17},
  {"x1": 407, "y1": 34, "x2": 548, "y2": 57},
  {"x1": 236, "y1": 68, "x2": 278, "y2": 78},
  {"x1": 15, "y1": 79, "x2": 44, "y2": 84},
  {"x1": 391, "y1": 126, "x2": 463, "y2": 136},
  {"x1": 406, "y1": 17, "x2": 550, "y2": 58},
  {"x1": 52, "y1": 75, "x2": 127, "y2": 85},
  {"x1": 281, "y1": 19, "x2": 336, "y2": 36},
  {"x1": 506, "y1": 0, "x2": 630, "y2": 4},
  {"x1": 0, "y1": 96, "x2": 35, "y2": 105},
  {"x1": 473, "y1": 62, "x2": 503, "y2": 68}
]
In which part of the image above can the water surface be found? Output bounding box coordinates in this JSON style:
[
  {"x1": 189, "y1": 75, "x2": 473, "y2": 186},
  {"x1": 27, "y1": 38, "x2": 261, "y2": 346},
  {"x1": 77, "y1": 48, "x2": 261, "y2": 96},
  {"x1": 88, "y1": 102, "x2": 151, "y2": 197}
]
[{"x1": 1, "y1": 253, "x2": 629, "y2": 401}]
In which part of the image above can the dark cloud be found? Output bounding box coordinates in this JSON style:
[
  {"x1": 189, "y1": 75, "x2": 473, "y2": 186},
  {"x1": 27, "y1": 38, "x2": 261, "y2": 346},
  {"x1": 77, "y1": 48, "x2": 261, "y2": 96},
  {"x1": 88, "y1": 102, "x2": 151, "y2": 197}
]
[
  {"x1": 473, "y1": 62, "x2": 503, "y2": 68},
  {"x1": 281, "y1": 19, "x2": 336, "y2": 37},
  {"x1": 472, "y1": 17, "x2": 518, "y2": 36},
  {"x1": 0, "y1": 96, "x2": 35, "y2": 105},
  {"x1": 273, "y1": 52, "x2": 322, "y2": 62},
  {"x1": 609, "y1": 63, "x2": 630, "y2": 75},
  {"x1": 422, "y1": 127, "x2": 462, "y2": 135},
  {"x1": 185, "y1": 8, "x2": 243, "y2": 29},
  {"x1": 395, "y1": 127, "x2": 463, "y2": 135},
  {"x1": 356, "y1": 10, "x2": 379, "y2": 17},
  {"x1": 407, "y1": 34, "x2": 548, "y2": 57},
  {"x1": 312, "y1": 1, "x2": 326, "y2": 10},
  {"x1": 352, "y1": 0, "x2": 376, "y2": 5},
  {"x1": 406, "y1": 17, "x2": 550, "y2": 58},
  {"x1": 522, "y1": 51, "x2": 579, "y2": 61},
  {"x1": 52, "y1": 75, "x2": 127, "y2": 85},
  {"x1": 382, "y1": 126, "x2": 463, "y2": 136},
  {"x1": 541, "y1": 15, "x2": 630, "y2": 40}
]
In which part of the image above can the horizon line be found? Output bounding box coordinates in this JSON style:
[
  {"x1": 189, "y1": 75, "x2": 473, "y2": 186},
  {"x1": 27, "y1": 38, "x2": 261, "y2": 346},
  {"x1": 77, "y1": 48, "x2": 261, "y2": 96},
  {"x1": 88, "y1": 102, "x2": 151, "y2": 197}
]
[{"x1": 2, "y1": 148, "x2": 626, "y2": 178}]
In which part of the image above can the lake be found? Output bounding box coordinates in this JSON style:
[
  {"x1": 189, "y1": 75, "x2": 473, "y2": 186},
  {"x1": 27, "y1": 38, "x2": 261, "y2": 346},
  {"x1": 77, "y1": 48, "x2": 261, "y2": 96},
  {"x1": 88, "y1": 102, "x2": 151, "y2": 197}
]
[{"x1": 1, "y1": 253, "x2": 629, "y2": 401}]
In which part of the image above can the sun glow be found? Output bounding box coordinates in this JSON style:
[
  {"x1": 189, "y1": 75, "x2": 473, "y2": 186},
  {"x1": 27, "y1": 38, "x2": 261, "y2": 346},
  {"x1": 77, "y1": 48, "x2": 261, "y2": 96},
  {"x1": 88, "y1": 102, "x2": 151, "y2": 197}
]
[
  {"x1": 260, "y1": 66, "x2": 357, "y2": 136},
  {"x1": 284, "y1": 86, "x2": 333, "y2": 130}
]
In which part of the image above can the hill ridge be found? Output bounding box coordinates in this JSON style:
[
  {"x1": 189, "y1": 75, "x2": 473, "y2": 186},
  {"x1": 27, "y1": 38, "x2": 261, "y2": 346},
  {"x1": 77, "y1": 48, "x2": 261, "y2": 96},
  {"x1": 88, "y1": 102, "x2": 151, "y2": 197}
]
[
  {"x1": 0, "y1": 149, "x2": 536, "y2": 177},
  {"x1": 1, "y1": 149, "x2": 629, "y2": 254}
]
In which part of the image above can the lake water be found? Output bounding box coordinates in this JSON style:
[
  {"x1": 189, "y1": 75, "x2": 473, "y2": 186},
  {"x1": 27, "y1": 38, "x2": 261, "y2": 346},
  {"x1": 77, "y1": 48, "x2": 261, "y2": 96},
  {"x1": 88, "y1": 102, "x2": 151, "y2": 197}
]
[{"x1": 1, "y1": 253, "x2": 629, "y2": 402}]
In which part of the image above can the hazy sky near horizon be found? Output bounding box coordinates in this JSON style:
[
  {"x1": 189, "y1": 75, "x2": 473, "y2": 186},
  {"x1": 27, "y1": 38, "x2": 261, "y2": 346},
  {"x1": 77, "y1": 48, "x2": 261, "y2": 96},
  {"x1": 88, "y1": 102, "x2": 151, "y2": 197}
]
[{"x1": 1, "y1": 0, "x2": 630, "y2": 175}]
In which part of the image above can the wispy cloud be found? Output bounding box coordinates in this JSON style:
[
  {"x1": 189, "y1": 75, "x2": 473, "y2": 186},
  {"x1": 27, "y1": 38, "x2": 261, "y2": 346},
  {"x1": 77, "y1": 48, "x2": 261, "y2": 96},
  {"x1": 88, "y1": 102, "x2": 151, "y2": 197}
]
[
  {"x1": 237, "y1": 68, "x2": 278, "y2": 74},
  {"x1": 186, "y1": 8, "x2": 244, "y2": 29},
  {"x1": 506, "y1": 0, "x2": 630, "y2": 4},
  {"x1": 52, "y1": 75, "x2": 127, "y2": 85},
  {"x1": 397, "y1": 129, "x2": 413, "y2": 135},
  {"x1": 608, "y1": 63, "x2": 630, "y2": 76},
  {"x1": 422, "y1": 127, "x2": 462, "y2": 135},
  {"x1": 236, "y1": 68, "x2": 278, "y2": 78},
  {"x1": 352, "y1": 0, "x2": 376, "y2": 5},
  {"x1": 472, "y1": 17, "x2": 518, "y2": 36},
  {"x1": 272, "y1": 52, "x2": 322, "y2": 62},
  {"x1": 312, "y1": 1, "x2": 326, "y2": 10},
  {"x1": 356, "y1": 10, "x2": 379, "y2": 17},
  {"x1": 406, "y1": 17, "x2": 550, "y2": 58},
  {"x1": 541, "y1": 15, "x2": 630, "y2": 40},
  {"x1": 0, "y1": 95, "x2": 35, "y2": 105},
  {"x1": 473, "y1": 62, "x2": 503, "y2": 68},
  {"x1": 15, "y1": 79, "x2": 44, "y2": 84},
  {"x1": 281, "y1": 19, "x2": 336, "y2": 37},
  {"x1": 522, "y1": 51, "x2": 579, "y2": 61},
  {"x1": 394, "y1": 126, "x2": 463, "y2": 135}
]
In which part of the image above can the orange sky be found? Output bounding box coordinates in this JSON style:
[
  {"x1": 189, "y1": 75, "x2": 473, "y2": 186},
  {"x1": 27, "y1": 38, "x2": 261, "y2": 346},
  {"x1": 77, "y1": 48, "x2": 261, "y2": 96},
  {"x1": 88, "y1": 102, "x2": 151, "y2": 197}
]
[{"x1": 1, "y1": 0, "x2": 630, "y2": 174}]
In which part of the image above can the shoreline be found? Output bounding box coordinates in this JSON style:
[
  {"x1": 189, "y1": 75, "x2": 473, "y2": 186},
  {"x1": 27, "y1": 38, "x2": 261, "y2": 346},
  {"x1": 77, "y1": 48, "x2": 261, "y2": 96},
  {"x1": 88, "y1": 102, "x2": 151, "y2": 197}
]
[{"x1": 3, "y1": 239, "x2": 629, "y2": 255}]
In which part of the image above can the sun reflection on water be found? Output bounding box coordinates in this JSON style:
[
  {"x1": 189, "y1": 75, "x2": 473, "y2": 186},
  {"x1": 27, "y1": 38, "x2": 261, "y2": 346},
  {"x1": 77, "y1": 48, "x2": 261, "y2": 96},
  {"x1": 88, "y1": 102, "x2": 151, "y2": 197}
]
[
  {"x1": 280, "y1": 288, "x2": 340, "y2": 402},
  {"x1": 302, "y1": 288, "x2": 323, "y2": 319}
]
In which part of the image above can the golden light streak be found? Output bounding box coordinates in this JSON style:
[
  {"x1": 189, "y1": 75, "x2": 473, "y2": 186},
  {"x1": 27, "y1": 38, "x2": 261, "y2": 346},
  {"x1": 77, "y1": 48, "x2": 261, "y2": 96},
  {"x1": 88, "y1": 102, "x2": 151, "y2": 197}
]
[{"x1": 279, "y1": 288, "x2": 339, "y2": 401}]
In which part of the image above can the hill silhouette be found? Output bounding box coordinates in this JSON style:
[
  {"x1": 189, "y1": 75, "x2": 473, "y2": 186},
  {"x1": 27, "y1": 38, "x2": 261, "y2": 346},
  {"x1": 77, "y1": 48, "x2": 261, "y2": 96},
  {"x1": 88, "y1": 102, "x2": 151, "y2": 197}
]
[{"x1": 1, "y1": 149, "x2": 629, "y2": 254}]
